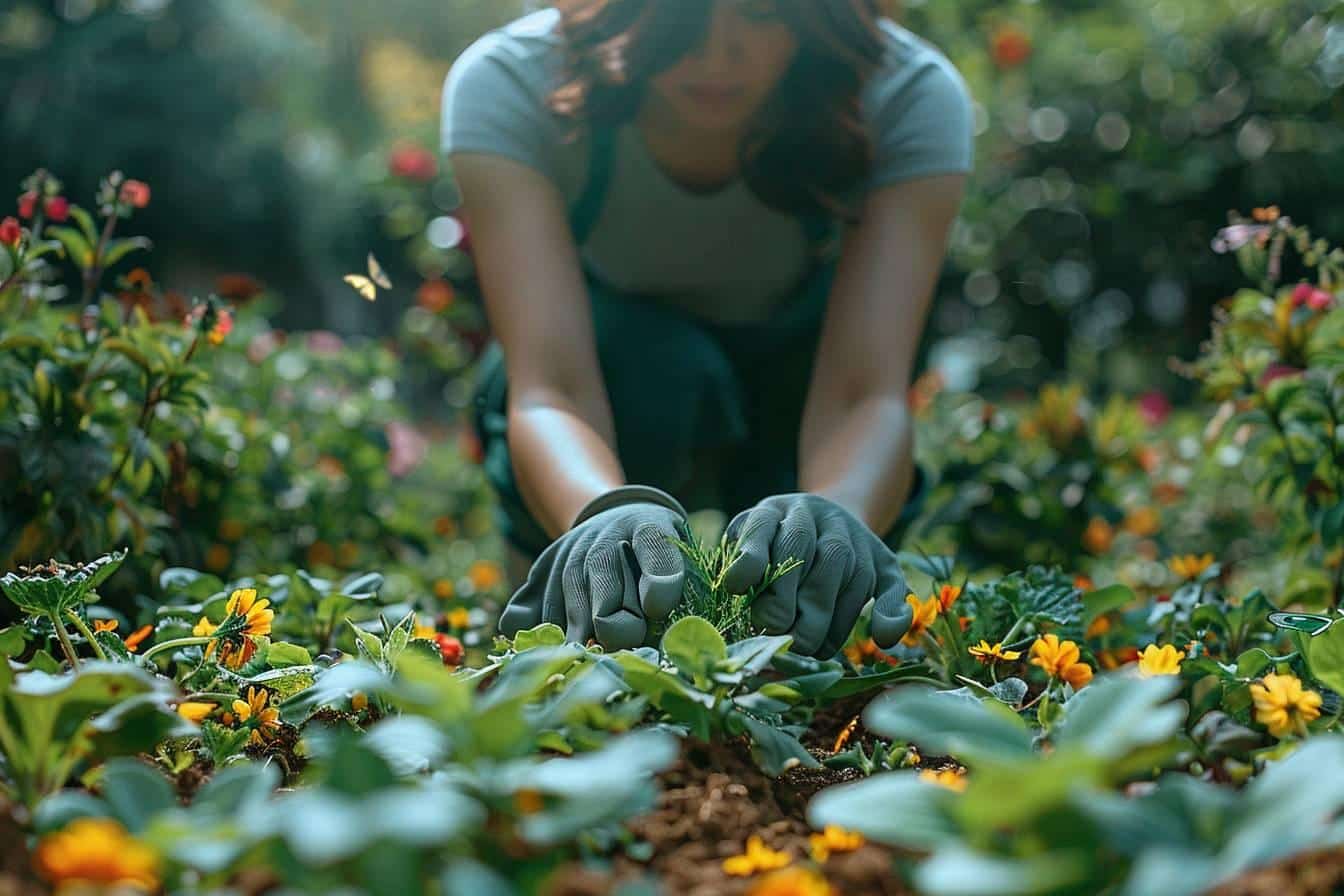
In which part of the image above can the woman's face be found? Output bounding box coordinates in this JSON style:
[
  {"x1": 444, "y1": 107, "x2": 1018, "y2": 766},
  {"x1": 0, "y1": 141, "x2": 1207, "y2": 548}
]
[{"x1": 647, "y1": 0, "x2": 799, "y2": 134}]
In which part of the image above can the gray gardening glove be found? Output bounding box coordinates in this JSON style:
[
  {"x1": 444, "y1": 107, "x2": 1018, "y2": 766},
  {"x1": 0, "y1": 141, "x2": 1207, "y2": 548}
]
[
  {"x1": 721, "y1": 493, "x2": 912, "y2": 659},
  {"x1": 497, "y1": 485, "x2": 690, "y2": 650}
]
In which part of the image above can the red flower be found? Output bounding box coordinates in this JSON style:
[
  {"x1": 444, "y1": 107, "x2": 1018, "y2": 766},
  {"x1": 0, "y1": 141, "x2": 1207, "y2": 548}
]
[
  {"x1": 990, "y1": 23, "x2": 1032, "y2": 69},
  {"x1": 1307, "y1": 289, "x2": 1333, "y2": 312},
  {"x1": 43, "y1": 196, "x2": 69, "y2": 222},
  {"x1": 118, "y1": 180, "x2": 151, "y2": 209},
  {"x1": 1137, "y1": 391, "x2": 1171, "y2": 427},
  {"x1": 433, "y1": 633, "x2": 463, "y2": 666},
  {"x1": 388, "y1": 142, "x2": 438, "y2": 182},
  {"x1": 416, "y1": 279, "x2": 454, "y2": 313},
  {"x1": 1291, "y1": 283, "x2": 1315, "y2": 308},
  {"x1": 0, "y1": 216, "x2": 21, "y2": 247},
  {"x1": 17, "y1": 191, "x2": 38, "y2": 219}
]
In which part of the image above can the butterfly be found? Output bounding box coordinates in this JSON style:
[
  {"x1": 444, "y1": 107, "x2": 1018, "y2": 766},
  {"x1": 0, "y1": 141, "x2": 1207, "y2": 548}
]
[
  {"x1": 1267, "y1": 610, "x2": 1344, "y2": 637},
  {"x1": 343, "y1": 252, "x2": 392, "y2": 301}
]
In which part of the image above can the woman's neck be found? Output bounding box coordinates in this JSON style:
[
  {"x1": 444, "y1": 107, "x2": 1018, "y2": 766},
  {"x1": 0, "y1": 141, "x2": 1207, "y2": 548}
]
[{"x1": 634, "y1": 93, "x2": 746, "y2": 194}]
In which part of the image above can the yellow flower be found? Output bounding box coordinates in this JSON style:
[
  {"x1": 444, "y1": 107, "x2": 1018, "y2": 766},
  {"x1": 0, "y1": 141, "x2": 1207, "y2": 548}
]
[
  {"x1": 1250, "y1": 673, "x2": 1322, "y2": 738},
  {"x1": 176, "y1": 701, "x2": 217, "y2": 724},
  {"x1": 433, "y1": 578, "x2": 455, "y2": 600},
  {"x1": 413, "y1": 620, "x2": 437, "y2": 640},
  {"x1": 919, "y1": 768, "x2": 968, "y2": 792},
  {"x1": 723, "y1": 835, "x2": 792, "y2": 877},
  {"x1": 230, "y1": 686, "x2": 281, "y2": 746},
  {"x1": 225, "y1": 588, "x2": 274, "y2": 637},
  {"x1": 192, "y1": 616, "x2": 217, "y2": 638},
  {"x1": 1137, "y1": 643, "x2": 1185, "y2": 677},
  {"x1": 446, "y1": 607, "x2": 472, "y2": 630},
  {"x1": 1085, "y1": 615, "x2": 1112, "y2": 638},
  {"x1": 1122, "y1": 506, "x2": 1161, "y2": 537},
  {"x1": 1029, "y1": 634, "x2": 1093, "y2": 689},
  {"x1": 199, "y1": 589, "x2": 274, "y2": 669},
  {"x1": 807, "y1": 825, "x2": 864, "y2": 863},
  {"x1": 901, "y1": 593, "x2": 941, "y2": 647},
  {"x1": 1168, "y1": 553, "x2": 1215, "y2": 581},
  {"x1": 967, "y1": 640, "x2": 1022, "y2": 664},
  {"x1": 351, "y1": 691, "x2": 369, "y2": 713},
  {"x1": 93, "y1": 619, "x2": 119, "y2": 634},
  {"x1": 936, "y1": 584, "x2": 962, "y2": 613},
  {"x1": 746, "y1": 866, "x2": 838, "y2": 896},
  {"x1": 34, "y1": 817, "x2": 159, "y2": 892}
]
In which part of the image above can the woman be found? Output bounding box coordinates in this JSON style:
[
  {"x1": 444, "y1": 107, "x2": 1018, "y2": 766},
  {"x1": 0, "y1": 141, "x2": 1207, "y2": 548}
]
[{"x1": 441, "y1": 0, "x2": 974, "y2": 659}]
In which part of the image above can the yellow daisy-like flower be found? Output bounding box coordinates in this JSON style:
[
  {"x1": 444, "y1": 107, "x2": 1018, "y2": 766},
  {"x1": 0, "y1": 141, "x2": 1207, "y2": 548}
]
[
  {"x1": 192, "y1": 616, "x2": 217, "y2": 638},
  {"x1": 197, "y1": 589, "x2": 274, "y2": 669},
  {"x1": 1137, "y1": 643, "x2": 1185, "y2": 677},
  {"x1": 900, "y1": 593, "x2": 941, "y2": 647},
  {"x1": 807, "y1": 825, "x2": 864, "y2": 863},
  {"x1": 723, "y1": 835, "x2": 793, "y2": 877},
  {"x1": 33, "y1": 817, "x2": 159, "y2": 893},
  {"x1": 225, "y1": 588, "x2": 273, "y2": 637},
  {"x1": 1168, "y1": 553, "x2": 1215, "y2": 581},
  {"x1": 1250, "y1": 673, "x2": 1323, "y2": 739},
  {"x1": 1029, "y1": 634, "x2": 1093, "y2": 690},
  {"x1": 746, "y1": 866, "x2": 838, "y2": 896},
  {"x1": 967, "y1": 640, "x2": 1022, "y2": 664},
  {"x1": 446, "y1": 607, "x2": 472, "y2": 630},
  {"x1": 919, "y1": 768, "x2": 968, "y2": 792},
  {"x1": 230, "y1": 686, "x2": 281, "y2": 746},
  {"x1": 176, "y1": 701, "x2": 217, "y2": 724}
]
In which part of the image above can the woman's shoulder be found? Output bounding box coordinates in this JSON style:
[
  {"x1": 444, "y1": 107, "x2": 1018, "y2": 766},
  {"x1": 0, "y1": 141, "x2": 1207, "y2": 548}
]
[
  {"x1": 863, "y1": 18, "x2": 972, "y2": 117},
  {"x1": 447, "y1": 8, "x2": 567, "y2": 99}
]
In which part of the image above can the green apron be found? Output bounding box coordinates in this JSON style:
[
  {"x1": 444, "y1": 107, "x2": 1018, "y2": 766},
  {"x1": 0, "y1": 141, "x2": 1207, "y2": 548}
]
[{"x1": 468, "y1": 127, "x2": 927, "y2": 557}]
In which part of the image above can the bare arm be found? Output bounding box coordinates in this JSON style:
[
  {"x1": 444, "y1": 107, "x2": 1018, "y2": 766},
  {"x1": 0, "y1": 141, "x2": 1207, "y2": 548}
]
[
  {"x1": 798, "y1": 173, "x2": 968, "y2": 536},
  {"x1": 451, "y1": 152, "x2": 626, "y2": 539}
]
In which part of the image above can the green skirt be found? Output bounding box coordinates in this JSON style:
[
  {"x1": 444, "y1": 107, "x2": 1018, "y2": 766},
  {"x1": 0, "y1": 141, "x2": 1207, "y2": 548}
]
[{"x1": 469, "y1": 264, "x2": 927, "y2": 558}]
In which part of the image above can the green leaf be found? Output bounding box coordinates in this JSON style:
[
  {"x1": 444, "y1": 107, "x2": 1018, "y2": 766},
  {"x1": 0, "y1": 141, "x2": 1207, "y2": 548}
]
[
  {"x1": 822, "y1": 663, "x2": 938, "y2": 700},
  {"x1": 0, "y1": 625, "x2": 31, "y2": 657},
  {"x1": 512, "y1": 623, "x2": 566, "y2": 652},
  {"x1": 737, "y1": 712, "x2": 818, "y2": 776},
  {"x1": 67, "y1": 205, "x2": 98, "y2": 246},
  {"x1": 865, "y1": 687, "x2": 1034, "y2": 762},
  {"x1": 98, "y1": 758, "x2": 176, "y2": 833},
  {"x1": 1082, "y1": 584, "x2": 1135, "y2": 626},
  {"x1": 1305, "y1": 623, "x2": 1344, "y2": 694},
  {"x1": 347, "y1": 619, "x2": 384, "y2": 662},
  {"x1": 1053, "y1": 674, "x2": 1185, "y2": 760},
  {"x1": 808, "y1": 772, "x2": 960, "y2": 851},
  {"x1": 917, "y1": 846, "x2": 1095, "y2": 896},
  {"x1": 46, "y1": 226, "x2": 92, "y2": 268},
  {"x1": 661, "y1": 616, "x2": 726, "y2": 688},
  {"x1": 267, "y1": 642, "x2": 313, "y2": 668},
  {"x1": 101, "y1": 236, "x2": 153, "y2": 268}
]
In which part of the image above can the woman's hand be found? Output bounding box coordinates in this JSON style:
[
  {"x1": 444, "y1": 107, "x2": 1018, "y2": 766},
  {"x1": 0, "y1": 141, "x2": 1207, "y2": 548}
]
[
  {"x1": 721, "y1": 493, "x2": 912, "y2": 658},
  {"x1": 498, "y1": 486, "x2": 690, "y2": 650}
]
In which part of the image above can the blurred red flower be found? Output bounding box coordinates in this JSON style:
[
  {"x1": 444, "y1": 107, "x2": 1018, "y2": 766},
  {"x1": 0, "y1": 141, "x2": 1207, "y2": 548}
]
[
  {"x1": 118, "y1": 180, "x2": 151, "y2": 208},
  {"x1": 416, "y1": 279, "x2": 455, "y2": 313},
  {"x1": 1137, "y1": 391, "x2": 1171, "y2": 427},
  {"x1": 389, "y1": 142, "x2": 438, "y2": 182},
  {"x1": 16, "y1": 191, "x2": 38, "y2": 219},
  {"x1": 434, "y1": 633, "x2": 464, "y2": 666},
  {"x1": 43, "y1": 196, "x2": 69, "y2": 222},
  {"x1": 990, "y1": 23, "x2": 1032, "y2": 69},
  {"x1": 0, "y1": 217, "x2": 22, "y2": 246}
]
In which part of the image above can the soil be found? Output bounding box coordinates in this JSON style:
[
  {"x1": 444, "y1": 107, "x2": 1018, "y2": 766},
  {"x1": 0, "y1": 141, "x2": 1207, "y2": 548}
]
[
  {"x1": 0, "y1": 802, "x2": 45, "y2": 896},
  {"x1": 1205, "y1": 846, "x2": 1344, "y2": 896}
]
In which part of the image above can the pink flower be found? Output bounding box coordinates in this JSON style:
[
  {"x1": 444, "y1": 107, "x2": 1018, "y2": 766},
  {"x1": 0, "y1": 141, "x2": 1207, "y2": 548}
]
[
  {"x1": 1307, "y1": 289, "x2": 1333, "y2": 312},
  {"x1": 0, "y1": 217, "x2": 21, "y2": 246},
  {"x1": 43, "y1": 196, "x2": 69, "y2": 222},
  {"x1": 1137, "y1": 391, "x2": 1172, "y2": 427},
  {"x1": 385, "y1": 420, "x2": 428, "y2": 477},
  {"x1": 1291, "y1": 283, "x2": 1315, "y2": 308},
  {"x1": 118, "y1": 180, "x2": 151, "y2": 209},
  {"x1": 16, "y1": 191, "x2": 38, "y2": 219},
  {"x1": 305, "y1": 331, "x2": 345, "y2": 355},
  {"x1": 388, "y1": 142, "x2": 438, "y2": 182}
]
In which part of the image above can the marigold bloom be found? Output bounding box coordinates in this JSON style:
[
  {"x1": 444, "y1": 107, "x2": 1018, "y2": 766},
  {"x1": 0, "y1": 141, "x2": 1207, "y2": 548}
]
[
  {"x1": 1250, "y1": 673, "x2": 1322, "y2": 738},
  {"x1": 433, "y1": 578, "x2": 456, "y2": 600},
  {"x1": 1168, "y1": 553, "x2": 1215, "y2": 581},
  {"x1": 723, "y1": 835, "x2": 792, "y2": 877},
  {"x1": 34, "y1": 817, "x2": 159, "y2": 892},
  {"x1": 935, "y1": 584, "x2": 961, "y2": 613},
  {"x1": 198, "y1": 589, "x2": 273, "y2": 669},
  {"x1": 231, "y1": 686, "x2": 281, "y2": 746},
  {"x1": 514, "y1": 788, "x2": 544, "y2": 815},
  {"x1": 746, "y1": 867, "x2": 837, "y2": 896},
  {"x1": 469, "y1": 560, "x2": 503, "y2": 591},
  {"x1": 1074, "y1": 575, "x2": 1094, "y2": 592},
  {"x1": 1082, "y1": 517, "x2": 1114, "y2": 555},
  {"x1": 901, "y1": 593, "x2": 941, "y2": 647},
  {"x1": 350, "y1": 691, "x2": 369, "y2": 713},
  {"x1": 226, "y1": 588, "x2": 274, "y2": 636},
  {"x1": 177, "y1": 701, "x2": 217, "y2": 724},
  {"x1": 1030, "y1": 634, "x2": 1093, "y2": 689},
  {"x1": 807, "y1": 825, "x2": 864, "y2": 863},
  {"x1": 842, "y1": 637, "x2": 901, "y2": 668},
  {"x1": 1123, "y1": 506, "x2": 1161, "y2": 537},
  {"x1": 446, "y1": 607, "x2": 472, "y2": 630},
  {"x1": 1097, "y1": 646, "x2": 1141, "y2": 670},
  {"x1": 1137, "y1": 644, "x2": 1185, "y2": 677},
  {"x1": 416, "y1": 279, "x2": 455, "y2": 313},
  {"x1": 968, "y1": 640, "x2": 1021, "y2": 664},
  {"x1": 919, "y1": 768, "x2": 968, "y2": 792}
]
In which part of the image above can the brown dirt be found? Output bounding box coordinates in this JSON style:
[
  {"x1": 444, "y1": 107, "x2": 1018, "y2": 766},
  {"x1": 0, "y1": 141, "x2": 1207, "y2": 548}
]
[
  {"x1": 1204, "y1": 846, "x2": 1344, "y2": 896},
  {"x1": 0, "y1": 802, "x2": 45, "y2": 896}
]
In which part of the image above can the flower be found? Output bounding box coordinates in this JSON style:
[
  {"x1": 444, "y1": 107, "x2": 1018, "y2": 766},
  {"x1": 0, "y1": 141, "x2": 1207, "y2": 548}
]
[
  {"x1": 1097, "y1": 646, "x2": 1141, "y2": 670},
  {"x1": 118, "y1": 179, "x2": 151, "y2": 208},
  {"x1": 807, "y1": 825, "x2": 864, "y2": 863},
  {"x1": 968, "y1": 640, "x2": 1021, "y2": 664},
  {"x1": 385, "y1": 420, "x2": 428, "y2": 477},
  {"x1": 831, "y1": 715, "x2": 860, "y2": 753},
  {"x1": 177, "y1": 701, "x2": 216, "y2": 724},
  {"x1": 1029, "y1": 634, "x2": 1093, "y2": 689},
  {"x1": 351, "y1": 691, "x2": 369, "y2": 713},
  {"x1": 1307, "y1": 289, "x2": 1334, "y2": 311},
  {"x1": 17, "y1": 191, "x2": 38, "y2": 219},
  {"x1": 1137, "y1": 644, "x2": 1185, "y2": 677},
  {"x1": 207, "y1": 308, "x2": 233, "y2": 345},
  {"x1": 124, "y1": 624, "x2": 153, "y2": 652},
  {"x1": 901, "y1": 593, "x2": 941, "y2": 647},
  {"x1": 1250, "y1": 673, "x2": 1322, "y2": 738},
  {"x1": 1085, "y1": 615, "x2": 1112, "y2": 638},
  {"x1": 433, "y1": 578, "x2": 455, "y2": 600},
  {"x1": 0, "y1": 216, "x2": 21, "y2": 246},
  {"x1": 93, "y1": 619, "x2": 118, "y2": 634},
  {"x1": 469, "y1": 560, "x2": 504, "y2": 591},
  {"x1": 416, "y1": 279, "x2": 455, "y2": 313},
  {"x1": 919, "y1": 768, "x2": 968, "y2": 792},
  {"x1": 1122, "y1": 506, "x2": 1161, "y2": 537},
  {"x1": 214, "y1": 273, "x2": 265, "y2": 303},
  {"x1": 723, "y1": 835, "x2": 792, "y2": 877},
  {"x1": 990, "y1": 22, "x2": 1032, "y2": 69},
  {"x1": 1137, "y1": 390, "x2": 1172, "y2": 426},
  {"x1": 935, "y1": 584, "x2": 961, "y2": 613},
  {"x1": 34, "y1": 817, "x2": 159, "y2": 893},
  {"x1": 842, "y1": 637, "x2": 901, "y2": 668},
  {"x1": 434, "y1": 633, "x2": 463, "y2": 666},
  {"x1": 446, "y1": 607, "x2": 472, "y2": 630},
  {"x1": 1082, "y1": 517, "x2": 1114, "y2": 555},
  {"x1": 1168, "y1": 553, "x2": 1215, "y2": 581},
  {"x1": 41, "y1": 196, "x2": 69, "y2": 222},
  {"x1": 198, "y1": 588, "x2": 274, "y2": 669},
  {"x1": 1074, "y1": 575, "x2": 1094, "y2": 592},
  {"x1": 747, "y1": 867, "x2": 838, "y2": 896},
  {"x1": 230, "y1": 686, "x2": 281, "y2": 746},
  {"x1": 388, "y1": 141, "x2": 438, "y2": 181}
]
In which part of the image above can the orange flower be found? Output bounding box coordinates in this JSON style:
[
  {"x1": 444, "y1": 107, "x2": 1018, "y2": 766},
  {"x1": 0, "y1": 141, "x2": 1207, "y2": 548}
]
[
  {"x1": 990, "y1": 22, "x2": 1032, "y2": 69},
  {"x1": 230, "y1": 686, "x2": 281, "y2": 746},
  {"x1": 747, "y1": 867, "x2": 836, "y2": 896},
  {"x1": 1122, "y1": 506, "x2": 1161, "y2": 537},
  {"x1": 919, "y1": 768, "x2": 968, "y2": 792},
  {"x1": 1085, "y1": 615, "x2": 1112, "y2": 638},
  {"x1": 935, "y1": 584, "x2": 961, "y2": 613},
  {"x1": 34, "y1": 818, "x2": 158, "y2": 892},
  {"x1": 198, "y1": 588, "x2": 274, "y2": 670},
  {"x1": 807, "y1": 825, "x2": 864, "y2": 863},
  {"x1": 93, "y1": 619, "x2": 119, "y2": 634},
  {"x1": 1074, "y1": 575, "x2": 1094, "y2": 592},
  {"x1": 843, "y1": 638, "x2": 900, "y2": 668},
  {"x1": 204, "y1": 543, "x2": 231, "y2": 573},
  {"x1": 176, "y1": 701, "x2": 216, "y2": 724},
  {"x1": 469, "y1": 560, "x2": 503, "y2": 591},
  {"x1": 433, "y1": 578, "x2": 456, "y2": 600},
  {"x1": 514, "y1": 788, "x2": 544, "y2": 815},
  {"x1": 1082, "y1": 518, "x2": 1114, "y2": 555},
  {"x1": 1097, "y1": 646, "x2": 1141, "y2": 670},
  {"x1": 1029, "y1": 634, "x2": 1093, "y2": 689},
  {"x1": 118, "y1": 179, "x2": 151, "y2": 208},
  {"x1": 124, "y1": 624, "x2": 153, "y2": 652},
  {"x1": 723, "y1": 835, "x2": 792, "y2": 877},
  {"x1": 901, "y1": 594, "x2": 941, "y2": 647},
  {"x1": 416, "y1": 279, "x2": 455, "y2": 313},
  {"x1": 831, "y1": 716, "x2": 860, "y2": 753},
  {"x1": 307, "y1": 540, "x2": 336, "y2": 568},
  {"x1": 1168, "y1": 554, "x2": 1215, "y2": 581}
]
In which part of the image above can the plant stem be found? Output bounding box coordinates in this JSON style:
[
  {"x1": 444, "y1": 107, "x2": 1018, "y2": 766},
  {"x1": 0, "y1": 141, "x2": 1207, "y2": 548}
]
[
  {"x1": 47, "y1": 611, "x2": 81, "y2": 670},
  {"x1": 139, "y1": 636, "x2": 213, "y2": 664},
  {"x1": 64, "y1": 611, "x2": 107, "y2": 661}
]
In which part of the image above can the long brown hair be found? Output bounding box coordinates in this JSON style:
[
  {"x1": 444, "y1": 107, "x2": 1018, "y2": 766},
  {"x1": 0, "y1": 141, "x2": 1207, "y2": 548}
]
[{"x1": 549, "y1": 0, "x2": 890, "y2": 219}]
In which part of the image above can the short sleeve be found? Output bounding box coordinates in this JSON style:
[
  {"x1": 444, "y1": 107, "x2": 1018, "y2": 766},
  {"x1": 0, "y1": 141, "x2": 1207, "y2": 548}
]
[
  {"x1": 864, "y1": 45, "x2": 976, "y2": 190},
  {"x1": 439, "y1": 31, "x2": 563, "y2": 182}
]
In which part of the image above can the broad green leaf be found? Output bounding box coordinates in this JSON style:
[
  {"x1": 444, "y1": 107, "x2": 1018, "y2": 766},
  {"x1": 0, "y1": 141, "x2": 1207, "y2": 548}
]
[
  {"x1": 864, "y1": 687, "x2": 1034, "y2": 761},
  {"x1": 1053, "y1": 674, "x2": 1184, "y2": 760},
  {"x1": 808, "y1": 772, "x2": 960, "y2": 851},
  {"x1": 661, "y1": 616, "x2": 726, "y2": 688},
  {"x1": 1305, "y1": 623, "x2": 1344, "y2": 695},
  {"x1": 1082, "y1": 584, "x2": 1135, "y2": 625}
]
